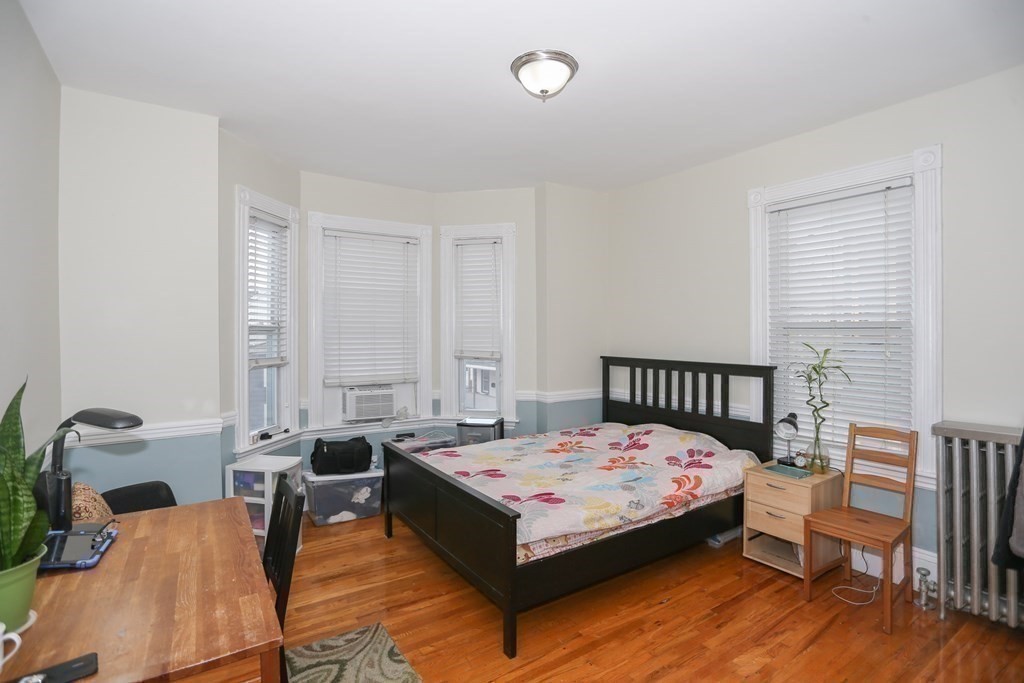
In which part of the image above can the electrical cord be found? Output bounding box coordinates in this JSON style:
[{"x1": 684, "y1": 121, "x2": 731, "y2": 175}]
[{"x1": 831, "y1": 544, "x2": 881, "y2": 606}]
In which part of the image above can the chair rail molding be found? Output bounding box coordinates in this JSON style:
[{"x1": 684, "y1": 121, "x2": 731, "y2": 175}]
[{"x1": 67, "y1": 418, "x2": 225, "y2": 448}]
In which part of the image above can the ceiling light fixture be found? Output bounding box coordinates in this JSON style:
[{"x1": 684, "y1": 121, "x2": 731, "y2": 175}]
[{"x1": 510, "y1": 49, "x2": 578, "y2": 102}]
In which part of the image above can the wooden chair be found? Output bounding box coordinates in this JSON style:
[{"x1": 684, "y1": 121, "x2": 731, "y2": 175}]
[
  {"x1": 803, "y1": 423, "x2": 918, "y2": 634},
  {"x1": 263, "y1": 475, "x2": 305, "y2": 682}
]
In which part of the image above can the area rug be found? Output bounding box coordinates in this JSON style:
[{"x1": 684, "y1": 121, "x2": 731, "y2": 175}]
[{"x1": 285, "y1": 622, "x2": 422, "y2": 683}]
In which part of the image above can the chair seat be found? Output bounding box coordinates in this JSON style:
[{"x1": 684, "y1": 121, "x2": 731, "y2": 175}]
[{"x1": 805, "y1": 505, "x2": 909, "y2": 546}]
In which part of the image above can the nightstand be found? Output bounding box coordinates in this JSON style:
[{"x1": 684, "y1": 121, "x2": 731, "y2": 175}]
[{"x1": 743, "y1": 461, "x2": 843, "y2": 578}]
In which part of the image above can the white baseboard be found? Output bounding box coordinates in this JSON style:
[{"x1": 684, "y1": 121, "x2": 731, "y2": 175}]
[{"x1": 840, "y1": 543, "x2": 937, "y2": 586}]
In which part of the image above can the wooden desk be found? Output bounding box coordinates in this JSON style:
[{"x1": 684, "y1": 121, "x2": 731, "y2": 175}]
[{"x1": 5, "y1": 498, "x2": 283, "y2": 682}]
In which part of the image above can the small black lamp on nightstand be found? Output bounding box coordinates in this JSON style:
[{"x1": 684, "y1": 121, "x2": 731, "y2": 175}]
[{"x1": 774, "y1": 412, "x2": 799, "y2": 466}]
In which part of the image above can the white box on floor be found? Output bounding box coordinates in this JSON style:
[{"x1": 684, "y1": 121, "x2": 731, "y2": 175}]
[{"x1": 302, "y1": 469, "x2": 383, "y2": 526}]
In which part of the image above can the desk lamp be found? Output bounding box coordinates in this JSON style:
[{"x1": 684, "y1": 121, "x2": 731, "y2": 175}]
[
  {"x1": 774, "y1": 412, "x2": 799, "y2": 466},
  {"x1": 47, "y1": 408, "x2": 143, "y2": 531}
]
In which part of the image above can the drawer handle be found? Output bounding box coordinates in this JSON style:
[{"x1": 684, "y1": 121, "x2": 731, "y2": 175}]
[
  {"x1": 766, "y1": 482, "x2": 786, "y2": 490},
  {"x1": 765, "y1": 511, "x2": 786, "y2": 520}
]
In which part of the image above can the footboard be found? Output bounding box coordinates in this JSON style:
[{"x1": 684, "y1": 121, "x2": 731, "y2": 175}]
[{"x1": 383, "y1": 442, "x2": 522, "y2": 656}]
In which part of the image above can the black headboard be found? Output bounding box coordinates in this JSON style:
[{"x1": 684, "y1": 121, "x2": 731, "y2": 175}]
[{"x1": 601, "y1": 356, "x2": 776, "y2": 462}]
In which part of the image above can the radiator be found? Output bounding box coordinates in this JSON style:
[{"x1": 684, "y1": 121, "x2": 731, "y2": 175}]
[{"x1": 934, "y1": 421, "x2": 1023, "y2": 626}]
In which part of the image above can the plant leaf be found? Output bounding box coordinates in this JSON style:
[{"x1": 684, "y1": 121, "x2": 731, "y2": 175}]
[
  {"x1": 14, "y1": 508, "x2": 48, "y2": 566},
  {"x1": 0, "y1": 380, "x2": 75, "y2": 570},
  {"x1": 0, "y1": 382, "x2": 27, "y2": 482}
]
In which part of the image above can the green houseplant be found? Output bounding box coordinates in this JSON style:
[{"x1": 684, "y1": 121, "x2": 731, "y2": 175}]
[
  {"x1": 791, "y1": 343, "x2": 850, "y2": 474},
  {"x1": 0, "y1": 382, "x2": 73, "y2": 630}
]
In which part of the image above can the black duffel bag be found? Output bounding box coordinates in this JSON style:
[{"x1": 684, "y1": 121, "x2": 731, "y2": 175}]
[{"x1": 311, "y1": 436, "x2": 372, "y2": 475}]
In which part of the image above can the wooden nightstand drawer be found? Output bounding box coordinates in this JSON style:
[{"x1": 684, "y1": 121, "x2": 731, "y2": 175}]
[
  {"x1": 746, "y1": 470, "x2": 812, "y2": 513},
  {"x1": 747, "y1": 500, "x2": 804, "y2": 544}
]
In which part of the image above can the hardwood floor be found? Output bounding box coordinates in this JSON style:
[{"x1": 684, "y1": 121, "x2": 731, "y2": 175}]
[{"x1": 206, "y1": 515, "x2": 1023, "y2": 682}]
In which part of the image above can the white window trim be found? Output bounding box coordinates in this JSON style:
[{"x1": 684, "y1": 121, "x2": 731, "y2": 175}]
[
  {"x1": 307, "y1": 212, "x2": 432, "y2": 429},
  {"x1": 235, "y1": 186, "x2": 300, "y2": 453},
  {"x1": 440, "y1": 223, "x2": 517, "y2": 422},
  {"x1": 749, "y1": 145, "x2": 943, "y2": 489}
]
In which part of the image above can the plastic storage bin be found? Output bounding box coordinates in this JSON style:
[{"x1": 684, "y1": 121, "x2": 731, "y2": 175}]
[
  {"x1": 302, "y1": 470, "x2": 383, "y2": 525},
  {"x1": 457, "y1": 417, "x2": 505, "y2": 446},
  {"x1": 390, "y1": 430, "x2": 456, "y2": 453}
]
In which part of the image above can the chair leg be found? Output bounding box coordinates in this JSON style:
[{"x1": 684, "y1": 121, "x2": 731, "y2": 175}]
[
  {"x1": 842, "y1": 539, "x2": 852, "y2": 581},
  {"x1": 903, "y1": 531, "x2": 913, "y2": 603},
  {"x1": 803, "y1": 521, "x2": 814, "y2": 601},
  {"x1": 882, "y1": 542, "x2": 893, "y2": 635},
  {"x1": 280, "y1": 644, "x2": 289, "y2": 682}
]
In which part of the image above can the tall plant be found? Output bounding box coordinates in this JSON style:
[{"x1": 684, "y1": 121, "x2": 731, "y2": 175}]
[
  {"x1": 0, "y1": 382, "x2": 72, "y2": 570},
  {"x1": 791, "y1": 343, "x2": 850, "y2": 472}
]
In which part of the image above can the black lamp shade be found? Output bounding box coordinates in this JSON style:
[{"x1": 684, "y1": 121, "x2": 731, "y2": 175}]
[
  {"x1": 70, "y1": 408, "x2": 143, "y2": 431},
  {"x1": 774, "y1": 412, "x2": 799, "y2": 440}
]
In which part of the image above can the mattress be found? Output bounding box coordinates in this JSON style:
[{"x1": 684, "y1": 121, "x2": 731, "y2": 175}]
[{"x1": 414, "y1": 422, "x2": 759, "y2": 563}]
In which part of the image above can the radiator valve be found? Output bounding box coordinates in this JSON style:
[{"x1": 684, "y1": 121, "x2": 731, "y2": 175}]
[{"x1": 914, "y1": 567, "x2": 938, "y2": 610}]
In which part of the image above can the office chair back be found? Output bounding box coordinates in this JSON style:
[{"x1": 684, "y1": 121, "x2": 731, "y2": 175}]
[
  {"x1": 263, "y1": 475, "x2": 305, "y2": 629},
  {"x1": 102, "y1": 481, "x2": 177, "y2": 514},
  {"x1": 841, "y1": 423, "x2": 919, "y2": 521}
]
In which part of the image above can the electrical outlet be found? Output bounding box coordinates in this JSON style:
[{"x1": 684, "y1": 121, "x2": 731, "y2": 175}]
[{"x1": 396, "y1": 432, "x2": 415, "y2": 439}]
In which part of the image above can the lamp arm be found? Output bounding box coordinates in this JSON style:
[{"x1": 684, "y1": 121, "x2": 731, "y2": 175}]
[{"x1": 50, "y1": 417, "x2": 76, "y2": 474}]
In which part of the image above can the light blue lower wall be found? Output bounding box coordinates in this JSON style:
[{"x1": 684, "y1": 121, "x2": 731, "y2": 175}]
[
  {"x1": 851, "y1": 485, "x2": 937, "y2": 553},
  {"x1": 64, "y1": 397, "x2": 939, "y2": 555},
  {"x1": 66, "y1": 433, "x2": 223, "y2": 505}
]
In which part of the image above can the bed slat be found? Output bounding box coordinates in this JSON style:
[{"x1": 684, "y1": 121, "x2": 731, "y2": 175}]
[{"x1": 721, "y1": 374, "x2": 730, "y2": 419}]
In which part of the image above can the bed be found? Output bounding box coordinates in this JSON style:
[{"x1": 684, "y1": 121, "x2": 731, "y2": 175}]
[{"x1": 382, "y1": 356, "x2": 776, "y2": 657}]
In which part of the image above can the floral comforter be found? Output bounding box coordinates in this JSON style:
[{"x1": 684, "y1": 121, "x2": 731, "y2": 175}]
[{"x1": 416, "y1": 423, "x2": 758, "y2": 553}]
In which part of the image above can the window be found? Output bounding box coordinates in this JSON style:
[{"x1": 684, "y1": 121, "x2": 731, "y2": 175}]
[
  {"x1": 441, "y1": 224, "x2": 516, "y2": 420},
  {"x1": 749, "y1": 147, "x2": 942, "y2": 486},
  {"x1": 236, "y1": 187, "x2": 298, "y2": 450},
  {"x1": 768, "y1": 182, "x2": 914, "y2": 446},
  {"x1": 308, "y1": 213, "x2": 431, "y2": 427}
]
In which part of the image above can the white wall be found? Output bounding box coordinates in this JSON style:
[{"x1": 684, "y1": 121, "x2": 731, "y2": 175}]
[
  {"x1": 58, "y1": 88, "x2": 220, "y2": 423},
  {"x1": 218, "y1": 130, "x2": 300, "y2": 415},
  {"x1": 433, "y1": 188, "x2": 538, "y2": 394},
  {"x1": 607, "y1": 64, "x2": 1024, "y2": 426},
  {"x1": 0, "y1": 2, "x2": 62, "y2": 447},
  {"x1": 536, "y1": 183, "x2": 610, "y2": 393}
]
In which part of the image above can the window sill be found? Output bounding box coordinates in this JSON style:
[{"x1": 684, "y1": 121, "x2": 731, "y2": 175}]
[{"x1": 234, "y1": 430, "x2": 303, "y2": 459}]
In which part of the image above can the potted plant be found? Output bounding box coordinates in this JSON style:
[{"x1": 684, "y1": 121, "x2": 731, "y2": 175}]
[
  {"x1": 0, "y1": 382, "x2": 72, "y2": 631},
  {"x1": 791, "y1": 343, "x2": 850, "y2": 474}
]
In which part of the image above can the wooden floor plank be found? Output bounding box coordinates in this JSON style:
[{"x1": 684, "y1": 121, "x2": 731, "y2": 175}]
[{"x1": 273, "y1": 515, "x2": 1023, "y2": 681}]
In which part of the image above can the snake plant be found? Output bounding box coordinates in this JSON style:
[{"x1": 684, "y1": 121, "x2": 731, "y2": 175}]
[{"x1": 0, "y1": 382, "x2": 73, "y2": 570}]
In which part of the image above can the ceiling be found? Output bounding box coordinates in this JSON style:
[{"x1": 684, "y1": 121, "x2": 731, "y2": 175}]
[{"x1": 20, "y1": 0, "x2": 1024, "y2": 192}]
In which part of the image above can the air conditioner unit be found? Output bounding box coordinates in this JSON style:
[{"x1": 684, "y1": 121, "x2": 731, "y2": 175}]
[{"x1": 343, "y1": 385, "x2": 396, "y2": 422}]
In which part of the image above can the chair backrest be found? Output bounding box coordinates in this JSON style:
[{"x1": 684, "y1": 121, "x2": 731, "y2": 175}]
[
  {"x1": 842, "y1": 423, "x2": 919, "y2": 523},
  {"x1": 263, "y1": 475, "x2": 305, "y2": 628}
]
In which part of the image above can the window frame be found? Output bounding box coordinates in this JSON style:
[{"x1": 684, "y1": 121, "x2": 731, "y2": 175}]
[
  {"x1": 235, "y1": 186, "x2": 299, "y2": 452},
  {"x1": 307, "y1": 212, "x2": 432, "y2": 429},
  {"x1": 440, "y1": 223, "x2": 517, "y2": 422},
  {"x1": 748, "y1": 146, "x2": 942, "y2": 488}
]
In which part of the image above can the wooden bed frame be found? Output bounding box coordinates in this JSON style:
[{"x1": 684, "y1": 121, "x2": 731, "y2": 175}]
[{"x1": 383, "y1": 356, "x2": 776, "y2": 657}]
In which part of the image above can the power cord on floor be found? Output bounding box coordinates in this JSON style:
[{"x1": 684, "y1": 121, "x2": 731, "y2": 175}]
[{"x1": 831, "y1": 544, "x2": 881, "y2": 606}]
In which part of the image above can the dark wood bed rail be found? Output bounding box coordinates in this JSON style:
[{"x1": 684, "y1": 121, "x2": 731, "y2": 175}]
[{"x1": 385, "y1": 356, "x2": 777, "y2": 658}]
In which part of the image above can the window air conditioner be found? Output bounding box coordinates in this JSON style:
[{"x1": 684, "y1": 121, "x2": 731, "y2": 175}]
[{"x1": 343, "y1": 385, "x2": 396, "y2": 422}]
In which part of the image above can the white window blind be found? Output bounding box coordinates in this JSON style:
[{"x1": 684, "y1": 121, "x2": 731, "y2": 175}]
[
  {"x1": 247, "y1": 212, "x2": 290, "y2": 368},
  {"x1": 768, "y1": 182, "x2": 915, "y2": 455},
  {"x1": 454, "y1": 239, "x2": 503, "y2": 360},
  {"x1": 323, "y1": 231, "x2": 420, "y2": 386}
]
